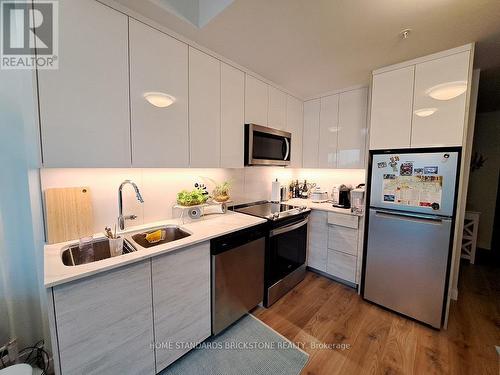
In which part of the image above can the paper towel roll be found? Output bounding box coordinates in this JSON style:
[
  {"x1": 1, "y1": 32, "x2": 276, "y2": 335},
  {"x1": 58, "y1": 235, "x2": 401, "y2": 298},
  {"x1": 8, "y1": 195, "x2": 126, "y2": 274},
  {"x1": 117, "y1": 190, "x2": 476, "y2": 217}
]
[{"x1": 271, "y1": 179, "x2": 281, "y2": 203}]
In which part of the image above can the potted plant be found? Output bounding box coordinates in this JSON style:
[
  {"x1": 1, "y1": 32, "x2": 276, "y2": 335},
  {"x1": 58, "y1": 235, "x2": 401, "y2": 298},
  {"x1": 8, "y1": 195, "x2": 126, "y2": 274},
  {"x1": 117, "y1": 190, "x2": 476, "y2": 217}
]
[{"x1": 208, "y1": 179, "x2": 231, "y2": 203}]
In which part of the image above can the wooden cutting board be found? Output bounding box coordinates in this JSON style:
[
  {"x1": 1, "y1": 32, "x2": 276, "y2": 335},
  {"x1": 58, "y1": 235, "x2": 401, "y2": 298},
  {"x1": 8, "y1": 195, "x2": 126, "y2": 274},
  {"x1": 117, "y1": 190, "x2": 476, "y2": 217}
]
[{"x1": 45, "y1": 187, "x2": 94, "y2": 244}]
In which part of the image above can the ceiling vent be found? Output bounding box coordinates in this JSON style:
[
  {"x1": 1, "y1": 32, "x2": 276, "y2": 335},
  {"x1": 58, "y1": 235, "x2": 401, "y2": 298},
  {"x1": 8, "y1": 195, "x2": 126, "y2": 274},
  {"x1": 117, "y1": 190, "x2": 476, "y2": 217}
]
[{"x1": 152, "y1": 0, "x2": 234, "y2": 28}]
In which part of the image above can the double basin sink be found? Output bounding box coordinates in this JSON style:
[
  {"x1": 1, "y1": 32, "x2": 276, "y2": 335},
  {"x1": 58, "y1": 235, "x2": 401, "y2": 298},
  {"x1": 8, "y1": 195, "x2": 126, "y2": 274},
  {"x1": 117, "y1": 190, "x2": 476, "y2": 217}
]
[{"x1": 61, "y1": 225, "x2": 191, "y2": 266}]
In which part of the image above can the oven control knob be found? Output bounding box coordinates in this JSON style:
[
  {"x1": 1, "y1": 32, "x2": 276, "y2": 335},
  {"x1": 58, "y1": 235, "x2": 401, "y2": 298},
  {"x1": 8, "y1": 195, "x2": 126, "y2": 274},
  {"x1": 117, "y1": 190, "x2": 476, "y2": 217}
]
[{"x1": 272, "y1": 212, "x2": 280, "y2": 220}]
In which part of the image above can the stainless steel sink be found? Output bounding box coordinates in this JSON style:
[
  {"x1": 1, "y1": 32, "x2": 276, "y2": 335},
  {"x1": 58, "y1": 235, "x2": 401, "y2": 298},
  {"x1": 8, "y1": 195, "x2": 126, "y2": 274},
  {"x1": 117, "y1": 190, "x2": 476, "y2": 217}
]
[
  {"x1": 61, "y1": 238, "x2": 137, "y2": 266},
  {"x1": 130, "y1": 226, "x2": 191, "y2": 248}
]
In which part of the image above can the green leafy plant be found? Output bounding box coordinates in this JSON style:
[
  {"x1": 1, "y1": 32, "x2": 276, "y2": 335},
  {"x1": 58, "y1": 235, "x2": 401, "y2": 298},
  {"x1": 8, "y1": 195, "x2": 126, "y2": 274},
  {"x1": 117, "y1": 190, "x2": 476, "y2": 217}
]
[{"x1": 176, "y1": 188, "x2": 209, "y2": 206}]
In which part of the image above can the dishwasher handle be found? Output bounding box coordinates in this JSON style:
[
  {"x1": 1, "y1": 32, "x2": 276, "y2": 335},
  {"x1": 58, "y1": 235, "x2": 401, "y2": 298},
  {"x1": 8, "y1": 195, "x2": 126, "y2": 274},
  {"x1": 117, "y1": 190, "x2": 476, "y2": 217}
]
[{"x1": 211, "y1": 224, "x2": 267, "y2": 255}]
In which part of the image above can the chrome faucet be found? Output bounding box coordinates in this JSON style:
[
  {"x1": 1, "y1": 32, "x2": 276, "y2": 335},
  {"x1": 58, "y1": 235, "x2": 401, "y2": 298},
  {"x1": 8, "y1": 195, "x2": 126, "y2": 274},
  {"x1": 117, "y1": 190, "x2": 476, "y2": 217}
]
[{"x1": 118, "y1": 180, "x2": 144, "y2": 230}]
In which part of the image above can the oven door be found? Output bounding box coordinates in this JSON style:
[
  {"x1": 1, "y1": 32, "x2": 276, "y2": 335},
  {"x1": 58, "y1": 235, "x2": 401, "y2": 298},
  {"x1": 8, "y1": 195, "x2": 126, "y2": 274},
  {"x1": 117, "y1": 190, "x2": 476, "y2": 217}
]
[
  {"x1": 245, "y1": 124, "x2": 291, "y2": 166},
  {"x1": 267, "y1": 216, "x2": 308, "y2": 287}
]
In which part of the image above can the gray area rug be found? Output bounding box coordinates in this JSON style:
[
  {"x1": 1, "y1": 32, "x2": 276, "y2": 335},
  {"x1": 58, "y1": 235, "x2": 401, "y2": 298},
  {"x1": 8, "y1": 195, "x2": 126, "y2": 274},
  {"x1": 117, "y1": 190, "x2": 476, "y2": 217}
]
[{"x1": 160, "y1": 314, "x2": 309, "y2": 375}]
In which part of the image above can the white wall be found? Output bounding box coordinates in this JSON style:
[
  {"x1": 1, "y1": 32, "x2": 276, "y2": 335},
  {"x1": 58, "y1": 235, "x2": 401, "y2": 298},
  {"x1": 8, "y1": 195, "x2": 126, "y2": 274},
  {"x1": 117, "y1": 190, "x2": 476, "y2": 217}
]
[
  {"x1": 40, "y1": 168, "x2": 365, "y2": 235},
  {"x1": 466, "y1": 110, "x2": 500, "y2": 249}
]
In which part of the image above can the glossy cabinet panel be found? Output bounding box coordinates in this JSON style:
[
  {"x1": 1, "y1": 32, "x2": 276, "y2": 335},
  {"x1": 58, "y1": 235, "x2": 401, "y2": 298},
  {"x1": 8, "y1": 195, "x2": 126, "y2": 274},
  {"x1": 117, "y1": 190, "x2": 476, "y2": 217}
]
[
  {"x1": 189, "y1": 47, "x2": 221, "y2": 167},
  {"x1": 338, "y1": 88, "x2": 368, "y2": 168},
  {"x1": 129, "y1": 20, "x2": 189, "y2": 167},
  {"x1": 303, "y1": 99, "x2": 321, "y2": 168},
  {"x1": 307, "y1": 210, "x2": 328, "y2": 271},
  {"x1": 411, "y1": 51, "x2": 470, "y2": 147},
  {"x1": 319, "y1": 94, "x2": 339, "y2": 168},
  {"x1": 38, "y1": 0, "x2": 130, "y2": 167},
  {"x1": 245, "y1": 75, "x2": 269, "y2": 126},
  {"x1": 268, "y1": 86, "x2": 287, "y2": 130},
  {"x1": 286, "y1": 95, "x2": 304, "y2": 168},
  {"x1": 220, "y1": 63, "x2": 245, "y2": 168},
  {"x1": 370, "y1": 66, "x2": 414, "y2": 150}
]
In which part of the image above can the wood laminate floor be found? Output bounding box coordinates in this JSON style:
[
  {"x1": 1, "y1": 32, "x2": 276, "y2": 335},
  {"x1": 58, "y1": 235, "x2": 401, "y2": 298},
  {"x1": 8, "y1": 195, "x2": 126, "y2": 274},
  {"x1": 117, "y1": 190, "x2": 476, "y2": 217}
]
[{"x1": 253, "y1": 262, "x2": 499, "y2": 375}]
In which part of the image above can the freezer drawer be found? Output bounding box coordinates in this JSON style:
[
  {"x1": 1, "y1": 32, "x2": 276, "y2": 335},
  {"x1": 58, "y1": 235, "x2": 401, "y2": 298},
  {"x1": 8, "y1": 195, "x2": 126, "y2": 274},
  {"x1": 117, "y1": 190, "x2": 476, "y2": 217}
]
[{"x1": 363, "y1": 208, "x2": 452, "y2": 328}]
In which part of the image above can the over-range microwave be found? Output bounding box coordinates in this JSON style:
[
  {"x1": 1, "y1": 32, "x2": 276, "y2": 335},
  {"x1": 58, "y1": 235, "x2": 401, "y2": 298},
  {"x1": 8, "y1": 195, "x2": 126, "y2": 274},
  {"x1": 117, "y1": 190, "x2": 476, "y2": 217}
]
[{"x1": 244, "y1": 124, "x2": 291, "y2": 166}]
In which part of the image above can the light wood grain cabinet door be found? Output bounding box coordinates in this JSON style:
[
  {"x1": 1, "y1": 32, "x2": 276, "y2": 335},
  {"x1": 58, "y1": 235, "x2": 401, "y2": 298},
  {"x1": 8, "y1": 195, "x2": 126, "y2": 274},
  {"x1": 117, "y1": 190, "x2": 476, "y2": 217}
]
[
  {"x1": 129, "y1": 19, "x2": 189, "y2": 167},
  {"x1": 38, "y1": 0, "x2": 130, "y2": 167},
  {"x1": 53, "y1": 261, "x2": 155, "y2": 375},
  {"x1": 307, "y1": 210, "x2": 328, "y2": 271},
  {"x1": 189, "y1": 47, "x2": 221, "y2": 167},
  {"x1": 152, "y1": 242, "x2": 211, "y2": 372}
]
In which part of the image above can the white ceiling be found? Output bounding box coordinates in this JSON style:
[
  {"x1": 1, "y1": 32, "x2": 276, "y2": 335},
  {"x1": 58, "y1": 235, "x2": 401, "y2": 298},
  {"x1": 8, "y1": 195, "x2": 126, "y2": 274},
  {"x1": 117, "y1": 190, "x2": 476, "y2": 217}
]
[{"x1": 113, "y1": 0, "x2": 500, "y2": 99}]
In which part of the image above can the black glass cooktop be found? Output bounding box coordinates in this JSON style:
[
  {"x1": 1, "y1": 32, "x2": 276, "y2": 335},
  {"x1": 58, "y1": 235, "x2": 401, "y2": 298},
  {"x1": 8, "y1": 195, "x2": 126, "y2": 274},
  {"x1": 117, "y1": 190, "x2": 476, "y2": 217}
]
[{"x1": 234, "y1": 202, "x2": 308, "y2": 221}]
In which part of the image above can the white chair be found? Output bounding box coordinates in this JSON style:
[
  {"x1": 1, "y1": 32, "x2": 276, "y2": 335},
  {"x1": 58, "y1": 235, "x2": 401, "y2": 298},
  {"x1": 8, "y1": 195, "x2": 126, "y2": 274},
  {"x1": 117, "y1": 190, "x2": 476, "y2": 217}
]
[{"x1": 461, "y1": 211, "x2": 480, "y2": 264}]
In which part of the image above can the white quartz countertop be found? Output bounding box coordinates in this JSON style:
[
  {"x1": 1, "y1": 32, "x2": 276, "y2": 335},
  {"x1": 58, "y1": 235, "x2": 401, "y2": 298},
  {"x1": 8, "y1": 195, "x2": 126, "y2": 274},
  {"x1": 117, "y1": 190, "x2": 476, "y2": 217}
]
[
  {"x1": 286, "y1": 198, "x2": 362, "y2": 216},
  {"x1": 44, "y1": 211, "x2": 266, "y2": 288}
]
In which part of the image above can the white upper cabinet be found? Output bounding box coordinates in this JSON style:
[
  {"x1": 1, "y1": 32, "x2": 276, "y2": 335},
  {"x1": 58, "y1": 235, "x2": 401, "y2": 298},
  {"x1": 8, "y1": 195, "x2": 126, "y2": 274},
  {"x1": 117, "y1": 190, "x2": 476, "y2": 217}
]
[
  {"x1": 370, "y1": 66, "x2": 415, "y2": 150},
  {"x1": 245, "y1": 75, "x2": 269, "y2": 126},
  {"x1": 303, "y1": 99, "x2": 321, "y2": 168},
  {"x1": 38, "y1": 0, "x2": 130, "y2": 167},
  {"x1": 220, "y1": 63, "x2": 245, "y2": 168},
  {"x1": 286, "y1": 95, "x2": 304, "y2": 168},
  {"x1": 129, "y1": 20, "x2": 189, "y2": 167},
  {"x1": 268, "y1": 86, "x2": 287, "y2": 130},
  {"x1": 189, "y1": 47, "x2": 221, "y2": 167},
  {"x1": 319, "y1": 94, "x2": 339, "y2": 168},
  {"x1": 411, "y1": 51, "x2": 470, "y2": 148},
  {"x1": 337, "y1": 88, "x2": 368, "y2": 168}
]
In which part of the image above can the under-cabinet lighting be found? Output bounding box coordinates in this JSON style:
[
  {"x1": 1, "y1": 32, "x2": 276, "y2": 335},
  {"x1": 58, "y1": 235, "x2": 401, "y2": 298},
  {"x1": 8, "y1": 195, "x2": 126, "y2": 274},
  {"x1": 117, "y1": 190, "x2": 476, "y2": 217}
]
[
  {"x1": 143, "y1": 92, "x2": 175, "y2": 108},
  {"x1": 426, "y1": 81, "x2": 467, "y2": 101},
  {"x1": 414, "y1": 108, "x2": 438, "y2": 117}
]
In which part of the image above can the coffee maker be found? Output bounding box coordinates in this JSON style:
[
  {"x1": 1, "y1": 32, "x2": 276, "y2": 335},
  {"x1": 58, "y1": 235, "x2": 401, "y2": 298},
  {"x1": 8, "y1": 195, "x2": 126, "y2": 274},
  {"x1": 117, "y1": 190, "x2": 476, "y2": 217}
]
[{"x1": 333, "y1": 184, "x2": 352, "y2": 209}]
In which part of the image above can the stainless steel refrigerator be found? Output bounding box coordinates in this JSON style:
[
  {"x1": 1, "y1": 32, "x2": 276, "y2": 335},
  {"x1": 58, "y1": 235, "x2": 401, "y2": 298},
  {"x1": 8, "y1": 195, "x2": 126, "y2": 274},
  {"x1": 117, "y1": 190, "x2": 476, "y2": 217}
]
[{"x1": 363, "y1": 149, "x2": 460, "y2": 328}]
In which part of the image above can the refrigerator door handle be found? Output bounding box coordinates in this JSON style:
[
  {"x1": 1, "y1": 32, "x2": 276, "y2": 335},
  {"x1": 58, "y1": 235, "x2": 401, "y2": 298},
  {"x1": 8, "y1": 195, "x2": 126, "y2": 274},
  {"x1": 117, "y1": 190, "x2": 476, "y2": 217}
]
[{"x1": 374, "y1": 209, "x2": 448, "y2": 224}]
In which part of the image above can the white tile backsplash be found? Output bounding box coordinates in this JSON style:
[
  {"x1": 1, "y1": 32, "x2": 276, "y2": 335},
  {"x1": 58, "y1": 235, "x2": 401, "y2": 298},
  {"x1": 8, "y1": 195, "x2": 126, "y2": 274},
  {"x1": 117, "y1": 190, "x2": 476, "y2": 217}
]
[{"x1": 40, "y1": 167, "x2": 365, "y2": 234}]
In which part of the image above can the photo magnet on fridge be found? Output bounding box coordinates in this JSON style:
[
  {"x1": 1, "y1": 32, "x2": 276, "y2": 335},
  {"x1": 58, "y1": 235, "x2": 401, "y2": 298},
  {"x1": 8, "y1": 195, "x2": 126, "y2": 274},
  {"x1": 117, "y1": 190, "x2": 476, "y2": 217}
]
[
  {"x1": 377, "y1": 161, "x2": 387, "y2": 168},
  {"x1": 400, "y1": 162, "x2": 413, "y2": 176},
  {"x1": 424, "y1": 166, "x2": 439, "y2": 174}
]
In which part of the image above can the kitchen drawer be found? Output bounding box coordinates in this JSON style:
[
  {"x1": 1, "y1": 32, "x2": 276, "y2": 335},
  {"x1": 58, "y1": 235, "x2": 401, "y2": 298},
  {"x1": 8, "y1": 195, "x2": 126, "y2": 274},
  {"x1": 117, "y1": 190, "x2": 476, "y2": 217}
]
[
  {"x1": 328, "y1": 225, "x2": 358, "y2": 255},
  {"x1": 327, "y1": 212, "x2": 358, "y2": 229},
  {"x1": 326, "y1": 249, "x2": 357, "y2": 284}
]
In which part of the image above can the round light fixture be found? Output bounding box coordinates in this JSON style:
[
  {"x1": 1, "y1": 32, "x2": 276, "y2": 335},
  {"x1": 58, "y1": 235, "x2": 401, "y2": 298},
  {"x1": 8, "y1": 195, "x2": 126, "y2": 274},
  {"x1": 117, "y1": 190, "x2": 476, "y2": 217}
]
[
  {"x1": 328, "y1": 126, "x2": 342, "y2": 133},
  {"x1": 414, "y1": 108, "x2": 438, "y2": 117},
  {"x1": 426, "y1": 81, "x2": 467, "y2": 101},
  {"x1": 143, "y1": 92, "x2": 175, "y2": 108}
]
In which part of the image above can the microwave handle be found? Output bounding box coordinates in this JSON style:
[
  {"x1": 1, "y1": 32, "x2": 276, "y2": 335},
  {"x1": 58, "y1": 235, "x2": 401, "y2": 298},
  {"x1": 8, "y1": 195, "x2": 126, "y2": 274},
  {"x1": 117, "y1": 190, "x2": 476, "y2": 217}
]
[{"x1": 284, "y1": 138, "x2": 290, "y2": 161}]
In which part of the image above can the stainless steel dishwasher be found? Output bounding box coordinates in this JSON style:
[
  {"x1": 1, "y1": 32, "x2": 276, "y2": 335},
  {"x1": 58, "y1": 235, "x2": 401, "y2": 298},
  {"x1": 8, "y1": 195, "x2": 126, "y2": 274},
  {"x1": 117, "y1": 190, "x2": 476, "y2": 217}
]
[{"x1": 211, "y1": 224, "x2": 267, "y2": 335}]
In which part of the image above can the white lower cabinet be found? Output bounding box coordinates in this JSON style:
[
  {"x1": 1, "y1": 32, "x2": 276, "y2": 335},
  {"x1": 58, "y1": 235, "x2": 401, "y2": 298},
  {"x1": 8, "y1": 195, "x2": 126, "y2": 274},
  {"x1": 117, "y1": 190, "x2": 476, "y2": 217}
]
[
  {"x1": 307, "y1": 210, "x2": 328, "y2": 271},
  {"x1": 308, "y1": 210, "x2": 361, "y2": 285},
  {"x1": 52, "y1": 261, "x2": 155, "y2": 375},
  {"x1": 152, "y1": 242, "x2": 211, "y2": 371}
]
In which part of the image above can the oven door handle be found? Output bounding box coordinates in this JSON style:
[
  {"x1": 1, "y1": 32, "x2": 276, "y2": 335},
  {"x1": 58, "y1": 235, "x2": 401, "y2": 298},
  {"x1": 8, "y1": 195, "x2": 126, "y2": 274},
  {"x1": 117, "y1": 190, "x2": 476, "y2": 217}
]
[{"x1": 270, "y1": 217, "x2": 308, "y2": 237}]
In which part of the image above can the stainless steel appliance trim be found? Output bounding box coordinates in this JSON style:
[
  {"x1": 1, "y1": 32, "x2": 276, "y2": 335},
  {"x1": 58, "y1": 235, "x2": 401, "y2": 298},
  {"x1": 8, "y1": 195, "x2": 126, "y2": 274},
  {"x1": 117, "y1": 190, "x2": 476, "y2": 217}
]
[
  {"x1": 284, "y1": 138, "x2": 290, "y2": 160},
  {"x1": 374, "y1": 209, "x2": 446, "y2": 223},
  {"x1": 248, "y1": 123, "x2": 292, "y2": 138},
  {"x1": 249, "y1": 158, "x2": 291, "y2": 166},
  {"x1": 267, "y1": 264, "x2": 306, "y2": 307},
  {"x1": 270, "y1": 217, "x2": 309, "y2": 237}
]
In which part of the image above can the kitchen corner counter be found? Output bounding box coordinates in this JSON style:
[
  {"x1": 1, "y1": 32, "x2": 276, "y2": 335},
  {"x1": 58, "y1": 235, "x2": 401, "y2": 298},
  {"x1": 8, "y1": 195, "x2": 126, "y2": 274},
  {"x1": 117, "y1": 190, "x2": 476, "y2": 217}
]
[
  {"x1": 286, "y1": 198, "x2": 363, "y2": 216},
  {"x1": 44, "y1": 211, "x2": 266, "y2": 288}
]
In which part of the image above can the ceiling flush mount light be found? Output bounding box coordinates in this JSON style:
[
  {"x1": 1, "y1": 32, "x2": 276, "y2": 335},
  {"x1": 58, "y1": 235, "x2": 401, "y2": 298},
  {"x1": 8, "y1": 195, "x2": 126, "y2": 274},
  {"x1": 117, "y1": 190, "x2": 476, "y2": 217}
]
[
  {"x1": 143, "y1": 92, "x2": 175, "y2": 108},
  {"x1": 414, "y1": 108, "x2": 438, "y2": 117},
  {"x1": 426, "y1": 81, "x2": 467, "y2": 101},
  {"x1": 328, "y1": 126, "x2": 342, "y2": 133}
]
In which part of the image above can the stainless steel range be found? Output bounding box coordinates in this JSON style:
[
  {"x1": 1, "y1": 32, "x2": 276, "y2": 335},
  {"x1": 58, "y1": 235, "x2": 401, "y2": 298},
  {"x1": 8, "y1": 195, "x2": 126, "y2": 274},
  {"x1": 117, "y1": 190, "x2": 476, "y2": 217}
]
[{"x1": 234, "y1": 202, "x2": 310, "y2": 307}]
